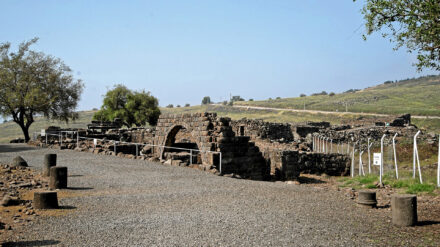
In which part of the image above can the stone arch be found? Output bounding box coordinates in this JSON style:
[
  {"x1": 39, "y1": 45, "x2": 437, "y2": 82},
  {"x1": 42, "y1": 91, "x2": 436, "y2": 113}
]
[{"x1": 159, "y1": 123, "x2": 207, "y2": 164}]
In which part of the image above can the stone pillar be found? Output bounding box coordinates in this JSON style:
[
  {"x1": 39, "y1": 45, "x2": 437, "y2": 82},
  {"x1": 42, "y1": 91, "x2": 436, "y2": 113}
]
[
  {"x1": 34, "y1": 191, "x2": 59, "y2": 209},
  {"x1": 391, "y1": 194, "x2": 417, "y2": 226},
  {"x1": 49, "y1": 166, "x2": 68, "y2": 189},
  {"x1": 43, "y1": 154, "x2": 57, "y2": 176},
  {"x1": 357, "y1": 190, "x2": 377, "y2": 208}
]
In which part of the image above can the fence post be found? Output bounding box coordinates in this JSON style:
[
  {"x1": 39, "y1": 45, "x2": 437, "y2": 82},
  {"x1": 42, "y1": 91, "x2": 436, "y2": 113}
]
[
  {"x1": 312, "y1": 135, "x2": 315, "y2": 151},
  {"x1": 190, "y1": 149, "x2": 193, "y2": 166},
  {"x1": 351, "y1": 143, "x2": 355, "y2": 177},
  {"x1": 76, "y1": 132, "x2": 79, "y2": 147},
  {"x1": 437, "y1": 134, "x2": 439, "y2": 187},
  {"x1": 359, "y1": 150, "x2": 365, "y2": 176},
  {"x1": 136, "y1": 144, "x2": 138, "y2": 157},
  {"x1": 60, "y1": 133, "x2": 62, "y2": 147},
  {"x1": 413, "y1": 131, "x2": 423, "y2": 183},
  {"x1": 318, "y1": 136, "x2": 321, "y2": 152},
  {"x1": 219, "y1": 152, "x2": 222, "y2": 174},
  {"x1": 380, "y1": 134, "x2": 386, "y2": 185},
  {"x1": 392, "y1": 133, "x2": 399, "y2": 179},
  {"x1": 367, "y1": 138, "x2": 371, "y2": 174},
  {"x1": 330, "y1": 139, "x2": 333, "y2": 153}
]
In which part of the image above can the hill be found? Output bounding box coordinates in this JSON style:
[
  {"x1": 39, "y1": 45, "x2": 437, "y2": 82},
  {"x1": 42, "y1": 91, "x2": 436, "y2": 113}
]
[{"x1": 235, "y1": 75, "x2": 440, "y2": 116}]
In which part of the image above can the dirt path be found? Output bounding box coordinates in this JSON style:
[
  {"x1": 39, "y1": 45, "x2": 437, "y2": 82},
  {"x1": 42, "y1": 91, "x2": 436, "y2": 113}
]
[
  {"x1": 229, "y1": 104, "x2": 440, "y2": 119},
  {"x1": 0, "y1": 144, "x2": 439, "y2": 246}
]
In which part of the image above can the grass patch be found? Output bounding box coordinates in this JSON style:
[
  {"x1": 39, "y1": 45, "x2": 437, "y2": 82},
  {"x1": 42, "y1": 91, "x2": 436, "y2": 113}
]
[
  {"x1": 406, "y1": 183, "x2": 436, "y2": 194},
  {"x1": 338, "y1": 172, "x2": 439, "y2": 195}
]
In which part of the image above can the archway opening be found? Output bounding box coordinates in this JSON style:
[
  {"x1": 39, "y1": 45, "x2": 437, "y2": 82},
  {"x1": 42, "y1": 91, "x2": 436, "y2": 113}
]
[{"x1": 162, "y1": 125, "x2": 201, "y2": 166}]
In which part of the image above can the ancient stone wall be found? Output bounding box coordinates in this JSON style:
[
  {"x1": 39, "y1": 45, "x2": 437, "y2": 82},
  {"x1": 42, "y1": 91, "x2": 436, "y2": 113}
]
[
  {"x1": 230, "y1": 119, "x2": 294, "y2": 143},
  {"x1": 154, "y1": 113, "x2": 268, "y2": 180}
]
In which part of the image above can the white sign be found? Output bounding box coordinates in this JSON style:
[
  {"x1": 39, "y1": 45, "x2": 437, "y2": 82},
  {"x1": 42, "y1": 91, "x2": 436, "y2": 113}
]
[
  {"x1": 41, "y1": 129, "x2": 46, "y2": 137},
  {"x1": 93, "y1": 139, "x2": 98, "y2": 146},
  {"x1": 373, "y1": 153, "x2": 382, "y2": 166}
]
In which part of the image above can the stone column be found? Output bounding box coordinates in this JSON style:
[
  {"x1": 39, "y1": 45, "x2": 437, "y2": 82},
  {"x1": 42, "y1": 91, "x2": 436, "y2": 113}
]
[
  {"x1": 43, "y1": 154, "x2": 57, "y2": 176},
  {"x1": 391, "y1": 194, "x2": 417, "y2": 226},
  {"x1": 49, "y1": 166, "x2": 68, "y2": 189}
]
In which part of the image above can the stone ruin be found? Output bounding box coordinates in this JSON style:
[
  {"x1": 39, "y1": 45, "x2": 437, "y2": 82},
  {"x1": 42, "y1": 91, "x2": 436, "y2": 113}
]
[{"x1": 34, "y1": 112, "x2": 354, "y2": 181}]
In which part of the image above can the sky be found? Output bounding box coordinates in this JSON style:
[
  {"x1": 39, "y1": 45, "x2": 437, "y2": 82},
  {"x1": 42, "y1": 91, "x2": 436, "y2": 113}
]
[{"x1": 0, "y1": 0, "x2": 437, "y2": 110}]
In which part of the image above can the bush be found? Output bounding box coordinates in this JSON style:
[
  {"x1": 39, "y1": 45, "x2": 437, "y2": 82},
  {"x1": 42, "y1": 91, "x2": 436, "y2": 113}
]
[
  {"x1": 276, "y1": 97, "x2": 281, "y2": 100},
  {"x1": 231, "y1": 96, "x2": 244, "y2": 102},
  {"x1": 343, "y1": 89, "x2": 360, "y2": 93},
  {"x1": 300, "y1": 94, "x2": 306, "y2": 97},
  {"x1": 166, "y1": 104, "x2": 174, "y2": 108},
  {"x1": 329, "y1": 92, "x2": 335, "y2": 96},
  {"x1": 201, "y1": 96, "x2": 212, "y2": 105},
  {"x1": 249, "y1": 98, "x2": 254, "y2": 101},
  {"x1": 184, "y1": 103, "x2": 190, "y2": 107},
  {"x1": 311, "y1": 91, "x2": 328, "y2": 96},
  {"x1": 176, "y1": 105, "x2": 181, "y2": 108},
  {"x1": 222, "y1": 100, "x2": 228, "y2": 105},
  {"x1": 228, "y1": 101, "x2": 234, "y2": 106}
]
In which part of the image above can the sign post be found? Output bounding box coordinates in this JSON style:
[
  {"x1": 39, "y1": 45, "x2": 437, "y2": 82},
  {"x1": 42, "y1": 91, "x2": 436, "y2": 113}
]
[{"x1": 380, "y1": 134, "x2": 386, "y2": 185}]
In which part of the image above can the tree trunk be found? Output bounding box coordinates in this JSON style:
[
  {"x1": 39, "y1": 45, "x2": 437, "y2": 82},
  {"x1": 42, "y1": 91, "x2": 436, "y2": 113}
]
[{"x1": 18, "y1": 123, "x2": 30, "y2": 142}]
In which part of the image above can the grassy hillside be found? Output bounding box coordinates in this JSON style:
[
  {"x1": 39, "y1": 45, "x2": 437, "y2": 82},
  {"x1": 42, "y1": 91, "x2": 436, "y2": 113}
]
[
  {"x1": 236, "y1": 75, "x2": 440, "y2": 116},
  {"x1": 0, "y1": 111, "x2": 95, "y2": 143},
  {"x1": 162, "y1": 105, "x2": 440, "y2": 132}
]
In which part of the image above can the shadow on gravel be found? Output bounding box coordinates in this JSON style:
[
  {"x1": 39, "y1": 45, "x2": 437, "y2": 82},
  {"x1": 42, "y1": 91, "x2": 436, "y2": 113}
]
[
  {"x1": 417, "y1": 220, "x2": 440, "y2": 226},
  {"x1": 0, "y1": 144, "x2": 35, "y2": 153},
  {"x1": 297, "y1": 176, "x2": 326, "y2": 184},
  {"x1": 59, "y1": 205, "x2": 77, "y2": 210},
  {"x1": 66, "y1": 187, "x2": 93, "y2": 190},
  {"x1": 68, "y1": 174, "x2": 83, "y2": 177},
  {"x1": 2, "y1": 240, "x2": 61, "y2": 246}
]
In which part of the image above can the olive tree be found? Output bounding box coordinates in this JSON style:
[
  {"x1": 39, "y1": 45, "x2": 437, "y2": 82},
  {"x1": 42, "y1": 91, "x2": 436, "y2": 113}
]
[
  {"x1": 358, "y1": 0, "x2": 440, "y2": 70},
  {"x1": 0, "y1": 38, "x2": 83, "y2": 142},
  {"x1": 93, "y1": 85, "x2": 160, "y2": 127}
]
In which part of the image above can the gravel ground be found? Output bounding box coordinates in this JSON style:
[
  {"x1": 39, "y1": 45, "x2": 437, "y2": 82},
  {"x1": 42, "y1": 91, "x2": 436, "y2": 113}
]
[{"x1": 0, "y1": 144, "x2": 429, "y2": 246}]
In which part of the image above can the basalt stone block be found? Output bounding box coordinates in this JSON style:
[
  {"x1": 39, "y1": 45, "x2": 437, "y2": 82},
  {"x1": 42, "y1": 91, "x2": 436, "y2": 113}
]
[
  {"x1": 43, "y1": 154, "x2": 57, "y2": 176},
  {"x1": 357, "y1": 191, "x2": 377, "y2": 208},
  {"x1": 391, "y1": 194, "x2": 417, "y2": 226},
  {"x1": 12, "y1": 156, "x2": 28, "y2": 167},
  {"x1": 33, "y1": 191, "x2": 58, "y2": 209},
  {"x1": 49, "y1": 166, "x2": 68, "y2": 189}
]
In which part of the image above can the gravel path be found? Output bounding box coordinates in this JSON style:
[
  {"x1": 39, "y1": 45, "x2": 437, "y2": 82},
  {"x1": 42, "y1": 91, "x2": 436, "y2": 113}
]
[{"x1": 0, "y1": 144, "x2": 411, "y2": 246}]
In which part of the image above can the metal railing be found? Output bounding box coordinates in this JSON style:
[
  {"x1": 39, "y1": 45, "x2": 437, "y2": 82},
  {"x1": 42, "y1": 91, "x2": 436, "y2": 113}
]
[
  {"x1": 34, "y1": 131, "x2": 223, "y2": 173},
  {"x1": 312, "y1": 132, "x2": 440, "y2": 187}
]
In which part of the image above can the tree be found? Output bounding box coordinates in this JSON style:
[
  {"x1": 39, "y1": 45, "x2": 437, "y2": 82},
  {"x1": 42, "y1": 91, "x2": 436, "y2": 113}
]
[
  {"x1": 93, "y1": 85, "x2": 160, "y2": 127},
  {"x1": 166, "y1": 104, "x2": 174, "y2": 108},
  {"x1": 300, "y1": 94, "x2": 306, "y2": 97},
  {"x1": 231, "y1": 95, "x2": 244, "y2": 102},
  {"x1": 358, "y1": 0, "x2": 440, "y2": 71},
  {"x1": 201, "y1": 96, "x2": 211, "y2": 105},
  {"x1": 184, "y1": 103, "x2": 190, "y2": 107},
  {"x1": 0, "y1": 38, "x2": 83, "y2": 142}
]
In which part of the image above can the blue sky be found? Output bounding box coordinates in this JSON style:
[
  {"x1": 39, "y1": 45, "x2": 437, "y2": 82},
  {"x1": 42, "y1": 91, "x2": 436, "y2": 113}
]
[{"x1": 0, "y1": 0, "x2": 437, "y2": 110}]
